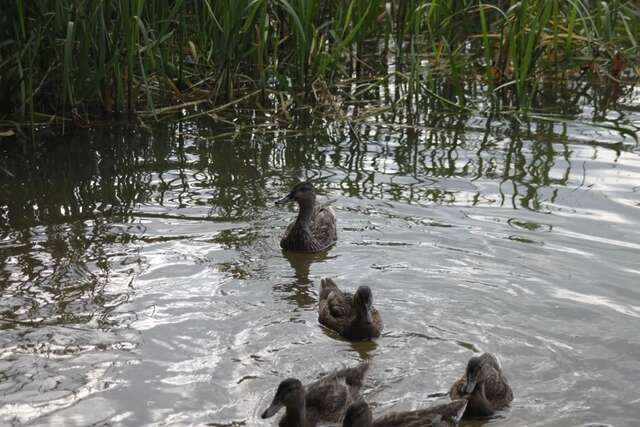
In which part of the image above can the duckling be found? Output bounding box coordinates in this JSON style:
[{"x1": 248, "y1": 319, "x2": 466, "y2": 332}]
[
  {"x1": 276, "y1": 182, "x2": 337, "y2": 253},
  {"x1": 449, "y1": 353, "x2": 513, "y2": 418},
  {"x1": 319, "y1": 278, "x2": 383, "y2": 340},
  {"x1": 262, "y1": 362, "x2": 369, "y2": 427},
  {"x1": 342, "y1": 399, "x2": 468, "y2": 427}
]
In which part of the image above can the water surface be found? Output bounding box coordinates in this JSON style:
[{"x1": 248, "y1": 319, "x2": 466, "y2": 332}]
[{"x1": 1, "y1": 91, "x2": 640, "y2": 426}]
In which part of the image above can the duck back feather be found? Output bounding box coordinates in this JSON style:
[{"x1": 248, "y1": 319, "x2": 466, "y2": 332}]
[{"x1": 343, "y1": 399, "x2": 467, "y2": 427}]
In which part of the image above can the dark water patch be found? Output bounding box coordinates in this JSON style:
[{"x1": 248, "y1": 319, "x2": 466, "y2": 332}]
[
  {"x1": 507, "y1": 235, "x2": 544, "y2": 245},
  {"x1": 507, "y1": 218, "x2": 553, "y2": 232}
]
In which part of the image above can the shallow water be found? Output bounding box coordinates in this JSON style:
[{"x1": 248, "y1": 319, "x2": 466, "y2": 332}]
[{"x1": 1, "y1": 92, "x2": 640, "y2": 426}]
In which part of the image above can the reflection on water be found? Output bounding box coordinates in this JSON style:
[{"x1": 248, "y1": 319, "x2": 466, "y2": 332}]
[
  {"x1": 283, "y1": 250, "x2": 331, "y2": 286},
  {"x1": 278, "y1": 251, "x2": 333, "y2": 308},
  {"x1": 1, "y1": 80, "x2": 640, "y2": 425}
]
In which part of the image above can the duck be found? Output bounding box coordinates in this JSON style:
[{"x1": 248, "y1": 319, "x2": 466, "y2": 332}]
[
  {"x1": 261, "y1": 362, "x2": 369, "y2": 427},
  {"x1": 319, "y1": 278, "x2": 383, "y2": 340},
  {"x1": 276, "y1": 182, "x2": 337, "y2": 253},
  {"x1": 449, "y1": 353, "x2": 513, "y2": 418},
  {"x1": 342, "y1": 399, "x2": 468, "y2": 427}
]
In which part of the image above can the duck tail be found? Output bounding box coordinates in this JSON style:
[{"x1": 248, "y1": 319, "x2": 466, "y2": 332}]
[
  {"x1": 343, "y1": 361, "x2": 369, "y2": 387},
  {"x1": 320, "y1": 278, "x2": 339, "y2": 300}
]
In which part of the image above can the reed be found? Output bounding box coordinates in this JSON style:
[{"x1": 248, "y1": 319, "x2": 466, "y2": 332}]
[{"x1": 0, "y1": 0, "x2": 638, "y2": 130}]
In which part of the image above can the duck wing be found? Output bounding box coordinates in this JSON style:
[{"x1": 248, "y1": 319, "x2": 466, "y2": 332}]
[
  {"x1": 327, "y1": 291, "x2": 353, "y2": 318},
  {"x1": 304, "y1": 363, "x2": 369, "y2": 423},
  {"x1": 336, "y1": 362, "x2": 369, "y2": 394},
  {"x1": 373, "y1": 412, "x2": 449, "y2": 427},
  {"x1": 318, "y1": 292, "x2": 353, "y2": 334},
  {"x1": 319, "y1": 278, "x2": 340, "y2": 301},
  {"x1": 373, "y1": 400, "x2": 467, "y2": 427},
  {"x1": 481, "y1": 367, "x2": 513, "y2": 408},
  {"x1": 305, "y1": 376, "x2": 350, "y2": 423},
  {"x1": 371, "y1": 307, "x2": 384, "y2": 336},
  {"x1": 319, "y1": 279, "x2": 356, "y2": 334},
  {"x1": 312, "y1": 362, "x2": 368, "y2": 397},
  {"x1": 311, "y1": 203, "x2": 337, "y2": 249},
  {"x1": 403, "y1": 400, "x2": 467, "y2": 425},
  {"x1": 448, "y1": 376, "x2": 466, "y2": 400}
]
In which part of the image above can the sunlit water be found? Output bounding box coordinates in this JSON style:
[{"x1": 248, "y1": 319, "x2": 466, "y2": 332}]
[{"x1": 1, "y1": 89, "x2": 640, "y2": 426}]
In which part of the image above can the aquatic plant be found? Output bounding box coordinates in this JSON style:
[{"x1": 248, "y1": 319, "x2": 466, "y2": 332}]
[{"x1": 0, "y1": 0, "x2": 638, "y2": 131}]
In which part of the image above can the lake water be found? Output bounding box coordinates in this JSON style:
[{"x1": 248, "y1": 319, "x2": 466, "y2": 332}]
[{"x1": 1, "y1": 87, "x2": 639, "y2": 426}]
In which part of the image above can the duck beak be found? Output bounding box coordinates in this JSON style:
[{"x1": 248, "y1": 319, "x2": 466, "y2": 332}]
[
  {"x1": 261, "y1": 400, "x2": 283, "y2": 419},
  {"x1": 275, "y1": 193, "x2": 294, "y2": 205},
  {"x1": 463, "y1": 372, "x2": 477, "y2": 394}
]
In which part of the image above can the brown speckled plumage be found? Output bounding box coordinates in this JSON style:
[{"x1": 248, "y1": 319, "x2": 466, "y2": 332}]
[
  {"x1": 319, "y1": 278, "x2": 383, "y2": 340},
  {"x1": 277, "y1": 182, "x2": 337, "y2": 253}
]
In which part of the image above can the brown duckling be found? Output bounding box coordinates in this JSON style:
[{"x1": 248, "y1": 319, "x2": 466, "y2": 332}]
[
  {"x1": 449, "y1": 353, "x2": 513, "y2": 419},
  {"x1": 261, "y1": 362, "x2": 369, "y2": 427},
  {"x1": 276, "y1": 182, "x2": 337, "y2": 253},
  {"x1": 319, "y1": 278, "x2": 383, "y2": 340},
  {"x1": 342, "y1": 399, "x2": 468, "y2": 427}
]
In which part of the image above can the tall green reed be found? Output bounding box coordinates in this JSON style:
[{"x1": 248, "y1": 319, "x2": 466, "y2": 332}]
[{"x1": 1, "y1": 0, "x2": 638, "y2": 130}]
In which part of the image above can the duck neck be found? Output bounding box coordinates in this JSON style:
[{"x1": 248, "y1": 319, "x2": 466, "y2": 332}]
[
  {"x1": 352, "y1": 299, "x2": 370, "y2": 327},
  {"x1": 466, "y1": 383, "x2": 494, "y2": 418},
  {"x1": 283, "y1": 402, "x2": 307, "y2": 427},
  {"x1": 353, "y1": 307, "x2": 367, "y2": 325},
  {"x1": 294, "y1": 198, "x2": 315, "y2": 229}
]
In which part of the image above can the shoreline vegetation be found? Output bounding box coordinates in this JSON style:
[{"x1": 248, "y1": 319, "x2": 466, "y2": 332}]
[{"x1": 1, "y1": 1, "x2": 639, "y2": 136}]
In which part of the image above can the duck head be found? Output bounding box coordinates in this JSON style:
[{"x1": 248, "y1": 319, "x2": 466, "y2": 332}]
[
  {"x1": 354, "y1": 286, "x2": 374, "y2": 325},
  {"x1": 463, "y1": 356, "x2": 483, "y2": 394},
  {"x1": 261, "y1": 378, "x2": 305, "y2": 419},
  {"x1": 343, "y1": 400, "x2": 373, "y2": 427},
  {"x1": 276, "y1": 182, "x2": 316, "y2": 208}
]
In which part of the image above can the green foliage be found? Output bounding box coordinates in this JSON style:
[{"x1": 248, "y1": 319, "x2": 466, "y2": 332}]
[{"x1": 0, "y1": 0, "x2": 638, "y2": 126}]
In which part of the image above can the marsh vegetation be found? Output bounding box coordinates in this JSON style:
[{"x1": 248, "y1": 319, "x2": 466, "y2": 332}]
[{"x1": 1, "y1": 0, "x2": 639, "y2": 133}]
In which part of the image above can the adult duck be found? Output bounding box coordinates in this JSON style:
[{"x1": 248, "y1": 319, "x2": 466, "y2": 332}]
[
  {"x1": 319, "y1": 278, "x2": 383, "y2": 340},
  {"x1": 342, "y1": 399, "x2": 468, "y2": 427},
  {"x1": 276, "y1": 182, "x2": 337, "y2": 253},
  {"x1": 261, "y1": 362, "x2": 369, "y2": 427},
  {"x1": 449, "y1": 353, "x2": 513, "y2": 418}
]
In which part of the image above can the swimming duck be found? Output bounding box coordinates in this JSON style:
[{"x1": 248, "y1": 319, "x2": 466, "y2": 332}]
[
  {"x1": 342, "y1": 399, "x2": 468, "y2": 427},
  {"x1": 261, "y1": 362, "x2": 369, "y2": 427},
  {"x1": 449, "y1": 353, "x2": 513, "y2": 418},
  {"x1": 276, "y1": 182, "x2": 337, "y2": 253},
  {"x1": 319, "y1": 278, "x2": 383, "y2": 340}
]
